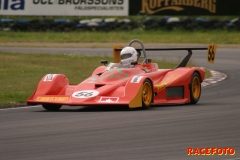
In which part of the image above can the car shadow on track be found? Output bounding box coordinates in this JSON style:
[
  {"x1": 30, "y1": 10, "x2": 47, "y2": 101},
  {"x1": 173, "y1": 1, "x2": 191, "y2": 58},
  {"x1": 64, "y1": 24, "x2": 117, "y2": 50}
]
[
  {"x1": 37, "y1": 103, "x2": 203, "y2": 112},
  {"x1": 36, "y1": 105, "x2": 162, "y2": 112},
  {"x1": 151, "y1": 103, "x2": 207, "y2": 110}
]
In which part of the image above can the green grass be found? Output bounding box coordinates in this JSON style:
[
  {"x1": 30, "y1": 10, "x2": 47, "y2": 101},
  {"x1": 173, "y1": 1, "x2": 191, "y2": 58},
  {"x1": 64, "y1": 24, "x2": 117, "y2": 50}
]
[
  {"x1": 0, "y1": 30, "x2": 240, "y2": 44},
  {"x1": 0, "y1": 51, "x2": 209, "y2": 108}
]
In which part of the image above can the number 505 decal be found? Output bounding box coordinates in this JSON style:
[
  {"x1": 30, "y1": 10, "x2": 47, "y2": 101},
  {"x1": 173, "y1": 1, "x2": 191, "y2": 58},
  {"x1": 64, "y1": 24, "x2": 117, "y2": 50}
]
[
  {"x1": 72, "y1": 90, "x2": 99, "y2": 98},
  {"x1": 208, "y1": 44, "x2": 217, "y2": 64}
]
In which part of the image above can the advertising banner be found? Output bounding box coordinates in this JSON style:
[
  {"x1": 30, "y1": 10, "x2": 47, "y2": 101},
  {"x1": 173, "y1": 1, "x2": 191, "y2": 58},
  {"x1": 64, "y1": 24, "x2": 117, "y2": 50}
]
[
  {"x1": 129, "y1": 0, "x2": 240, "y2": 15},
  {"x1": 0, "y1": 0, "x2": 128, "y2": 16}
]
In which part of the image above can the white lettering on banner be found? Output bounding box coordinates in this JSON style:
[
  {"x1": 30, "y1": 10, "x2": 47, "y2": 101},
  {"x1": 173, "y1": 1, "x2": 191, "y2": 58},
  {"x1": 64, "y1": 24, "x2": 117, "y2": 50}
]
[
  {"x1": 141, "y1": 0, "x2": 216, "y2": 14},
  {"x1": 0, "y1": 0, "x2": 25, "y2": 10},
  {"x1": 0, "y1": 0, "x2": 128, "y2": 16}
]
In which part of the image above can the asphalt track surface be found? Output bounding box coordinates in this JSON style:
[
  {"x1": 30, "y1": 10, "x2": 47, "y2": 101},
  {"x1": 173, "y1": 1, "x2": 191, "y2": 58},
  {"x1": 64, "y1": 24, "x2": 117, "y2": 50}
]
[{"x1": 0, "y1": 47, "x2": 240, "y2": 160}]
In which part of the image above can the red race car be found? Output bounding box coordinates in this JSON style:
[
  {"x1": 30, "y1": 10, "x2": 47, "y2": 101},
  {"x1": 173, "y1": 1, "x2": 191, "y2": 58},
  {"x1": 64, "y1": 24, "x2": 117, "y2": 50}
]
[{"x1": 27, "y1": 39, "x2": 216, "y2": 110}]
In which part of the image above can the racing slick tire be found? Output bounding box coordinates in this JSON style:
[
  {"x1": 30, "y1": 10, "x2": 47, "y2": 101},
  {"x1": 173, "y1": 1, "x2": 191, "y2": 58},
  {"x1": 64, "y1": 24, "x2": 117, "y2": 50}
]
[
  {"x1": 190, "y1": 72, "x2": 201, "y2": 104},
  {"x1": 142, "y1": 79, "x2": 153, "y2": 109},
  {"x1": 42, "y1": 104, "x2": 62, "y2": 111}
]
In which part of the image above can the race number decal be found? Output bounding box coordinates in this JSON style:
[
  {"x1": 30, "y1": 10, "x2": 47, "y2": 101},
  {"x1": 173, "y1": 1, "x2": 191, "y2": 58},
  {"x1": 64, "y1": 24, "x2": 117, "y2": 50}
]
[
  {"x1": 208, "y1": 44, "x2": 217, "y2": 64},
  {"x1": 131, "y1": 76, "x2": 143, "y2": 83},
  {"x1": 72, "y1": 90, "x2": 99, "y2": 98},
  {"x1": 43, "y1": 74, "x2": 56, "y2": 81}
]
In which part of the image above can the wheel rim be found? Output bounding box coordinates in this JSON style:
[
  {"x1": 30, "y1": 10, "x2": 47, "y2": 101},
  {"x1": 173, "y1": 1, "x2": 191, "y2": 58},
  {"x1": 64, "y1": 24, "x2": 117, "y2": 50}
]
[
  {"x1": 142, "y1": 82, "x2": 152, "y2": 105},
  {"x1": 192, "y1": 77, "x2": 200, "y2": 99}
]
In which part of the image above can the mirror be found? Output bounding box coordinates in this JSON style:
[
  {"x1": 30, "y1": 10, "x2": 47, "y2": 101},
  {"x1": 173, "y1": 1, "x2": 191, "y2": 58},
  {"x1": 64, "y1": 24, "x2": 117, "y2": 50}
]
[{"x1": 101, "y1": 60, "x2": 108, "y2": 66}]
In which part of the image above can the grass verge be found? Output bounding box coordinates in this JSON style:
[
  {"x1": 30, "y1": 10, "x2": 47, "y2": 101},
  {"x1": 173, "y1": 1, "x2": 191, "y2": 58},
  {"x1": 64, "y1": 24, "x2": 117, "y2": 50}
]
[
  {"x1": 0, "y1": 30, "x2": 240, "y2": 44},
  {"x1": 0, "y1": 51, "x2": 210, "y2": 108}
]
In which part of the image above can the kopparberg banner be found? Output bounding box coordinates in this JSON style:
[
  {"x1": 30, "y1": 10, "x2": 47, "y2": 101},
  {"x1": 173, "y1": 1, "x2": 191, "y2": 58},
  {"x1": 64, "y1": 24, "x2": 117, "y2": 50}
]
[
  {"x1": 0, "y1": 0, "x2": 128, "y2": 16},
  {"x1": 129, "y1": 0, "x2": 240, "y2": 15}
]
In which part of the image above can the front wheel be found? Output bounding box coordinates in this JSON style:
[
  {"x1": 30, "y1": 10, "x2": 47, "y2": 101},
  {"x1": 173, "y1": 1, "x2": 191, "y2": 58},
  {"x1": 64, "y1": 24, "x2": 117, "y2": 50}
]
[
  {"x1": 142, "y1": 79, "x2": 153, "y2": 109},
  {"x1": 42, "y1": 104, "x2": 62, "y2": 111},
  {"x1": 190, "y1": 72, "x2": 201, "y2": 104}
]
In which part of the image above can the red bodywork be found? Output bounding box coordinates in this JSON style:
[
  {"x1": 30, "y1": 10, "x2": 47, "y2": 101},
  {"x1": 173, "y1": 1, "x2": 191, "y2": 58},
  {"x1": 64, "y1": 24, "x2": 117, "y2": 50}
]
[
  {"x1": 27, "y1": 39, "x2": 213, "y2": 109},
  {"x1": 26, "y1": 62, "x2": 205, "y2": 108}
]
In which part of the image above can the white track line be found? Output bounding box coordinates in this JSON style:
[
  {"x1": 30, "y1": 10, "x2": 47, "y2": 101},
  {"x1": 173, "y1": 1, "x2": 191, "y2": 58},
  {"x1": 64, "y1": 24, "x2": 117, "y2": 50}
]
[{"x1": 0, "y1": 105, "x2": 41, "y2": 111}]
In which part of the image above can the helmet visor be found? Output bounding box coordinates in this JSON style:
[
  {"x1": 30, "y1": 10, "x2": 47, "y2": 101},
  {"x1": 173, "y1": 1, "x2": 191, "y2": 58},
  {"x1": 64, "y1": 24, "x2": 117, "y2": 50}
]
[{"x1": 121, "y1": 53, "x2": 132, "y2": 60}]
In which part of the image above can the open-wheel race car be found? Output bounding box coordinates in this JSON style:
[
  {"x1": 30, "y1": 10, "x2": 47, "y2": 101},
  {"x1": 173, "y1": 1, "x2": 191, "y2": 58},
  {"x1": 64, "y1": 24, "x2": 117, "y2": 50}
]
[{"x1": 27, "y1": 39, "x2": 216, "y2": 110}]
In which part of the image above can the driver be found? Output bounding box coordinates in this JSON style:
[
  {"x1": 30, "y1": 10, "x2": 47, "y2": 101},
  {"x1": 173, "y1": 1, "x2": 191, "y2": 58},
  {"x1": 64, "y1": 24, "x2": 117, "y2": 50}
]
[{"x1": 120, "y1": 46, "x2": 138, "y2": 68}]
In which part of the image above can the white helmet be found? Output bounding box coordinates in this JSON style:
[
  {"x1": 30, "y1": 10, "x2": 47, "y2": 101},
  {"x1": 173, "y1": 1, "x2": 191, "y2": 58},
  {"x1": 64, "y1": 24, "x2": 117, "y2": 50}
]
[{"x1": 120, "y1": 47, "x2": 138, "y2": 67}]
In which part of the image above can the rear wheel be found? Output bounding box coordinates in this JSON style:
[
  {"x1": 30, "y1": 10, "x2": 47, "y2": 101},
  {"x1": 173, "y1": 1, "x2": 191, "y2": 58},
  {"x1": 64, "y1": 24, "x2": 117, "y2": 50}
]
[
  {"x1": 42, "y1": 104, "x2": 62, "y2": 111},
  {"x1": 190, "y1": 72, "x2": 201, "y2": 104},
  {"x1": 142, "y1": 79, "x2": 153, "y2": 109}
]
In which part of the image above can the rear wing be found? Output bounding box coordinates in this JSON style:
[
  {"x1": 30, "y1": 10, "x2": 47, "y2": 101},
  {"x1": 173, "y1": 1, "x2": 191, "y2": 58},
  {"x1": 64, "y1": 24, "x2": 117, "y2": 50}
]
[{"x1": 112, "y1": 39, "x2": 216, "y2": 69}]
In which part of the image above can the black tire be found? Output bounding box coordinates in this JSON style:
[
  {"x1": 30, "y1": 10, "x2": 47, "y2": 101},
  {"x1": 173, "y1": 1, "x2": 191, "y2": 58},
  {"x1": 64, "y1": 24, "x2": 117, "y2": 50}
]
[
  {"x1": 190, "y1": 72, "x2": 201, "y2": 104},
  {"x1": 142, "y1": 79, "x2": 153, "y2": 109},
  {"x1": 42, "y1": 104, "x2": 62, "y2": 111}
]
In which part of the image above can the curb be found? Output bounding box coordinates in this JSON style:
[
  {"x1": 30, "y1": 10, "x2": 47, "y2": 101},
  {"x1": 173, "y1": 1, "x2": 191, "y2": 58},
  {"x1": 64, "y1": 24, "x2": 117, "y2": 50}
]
[{"x1": 201, "y1": 69, "x2": 227, "y2": 87}]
